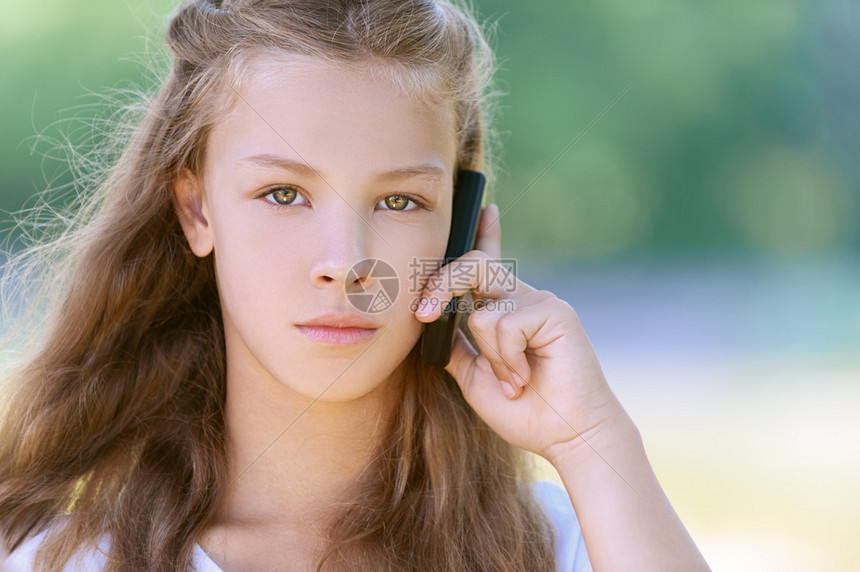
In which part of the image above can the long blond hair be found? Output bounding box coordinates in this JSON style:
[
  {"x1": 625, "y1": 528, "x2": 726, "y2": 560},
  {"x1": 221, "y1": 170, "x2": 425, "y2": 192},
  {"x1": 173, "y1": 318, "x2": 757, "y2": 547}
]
[{"x1": 0, "y1": 1, "x2": 555, "y2": 570}]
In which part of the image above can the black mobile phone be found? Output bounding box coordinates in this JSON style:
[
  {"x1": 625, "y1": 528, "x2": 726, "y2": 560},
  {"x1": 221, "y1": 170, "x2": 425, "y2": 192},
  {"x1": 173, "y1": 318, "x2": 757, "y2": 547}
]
[{"x1": 420, "y1": 169, "x2": 486, "y2": 367}]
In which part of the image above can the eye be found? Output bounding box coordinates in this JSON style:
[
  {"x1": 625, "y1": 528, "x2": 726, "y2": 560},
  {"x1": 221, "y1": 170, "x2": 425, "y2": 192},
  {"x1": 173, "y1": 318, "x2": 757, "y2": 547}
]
[
  {"x1": 261, "y1": 185, "x2": 308, "y2": 207},
  {"x1": 378, "y1": 194, "x2": 423, "y2": 211}
]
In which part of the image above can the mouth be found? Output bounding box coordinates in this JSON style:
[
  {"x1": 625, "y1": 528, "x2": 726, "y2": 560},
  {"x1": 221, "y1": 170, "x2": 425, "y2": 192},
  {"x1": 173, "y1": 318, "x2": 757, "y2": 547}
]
[
  {"x1": 296, "y1": 311, "x2": 380, "y2": 346},
  {"x1": 294, "y1": 324, "x2": 379, "y2": 346}
]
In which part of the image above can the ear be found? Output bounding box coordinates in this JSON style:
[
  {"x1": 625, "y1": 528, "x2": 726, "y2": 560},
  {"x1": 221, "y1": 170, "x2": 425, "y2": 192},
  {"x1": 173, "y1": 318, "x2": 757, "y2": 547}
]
[{"x1": 173, "y1": 167, "x2": 214, "y2": 257}]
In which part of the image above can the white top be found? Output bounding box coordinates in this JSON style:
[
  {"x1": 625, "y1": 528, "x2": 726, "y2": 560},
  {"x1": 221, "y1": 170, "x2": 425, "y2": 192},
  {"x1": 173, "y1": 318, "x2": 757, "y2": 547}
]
[{"x1": 3, "y1": 480, "x2": 591, "y2": 571}]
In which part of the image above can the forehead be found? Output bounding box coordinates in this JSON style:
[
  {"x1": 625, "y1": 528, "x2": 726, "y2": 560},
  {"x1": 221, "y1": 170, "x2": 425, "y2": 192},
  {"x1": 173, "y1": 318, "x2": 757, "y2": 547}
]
[{"x1": 205, "y1": 54, "x2": 458, "y2": 180}]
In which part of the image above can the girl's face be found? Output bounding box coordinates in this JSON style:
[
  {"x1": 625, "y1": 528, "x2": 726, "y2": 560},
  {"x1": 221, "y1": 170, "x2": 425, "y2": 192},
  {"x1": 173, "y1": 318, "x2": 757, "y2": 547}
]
[{"x1": 176, "y1": 55, "x2": 456, "y2": 403}]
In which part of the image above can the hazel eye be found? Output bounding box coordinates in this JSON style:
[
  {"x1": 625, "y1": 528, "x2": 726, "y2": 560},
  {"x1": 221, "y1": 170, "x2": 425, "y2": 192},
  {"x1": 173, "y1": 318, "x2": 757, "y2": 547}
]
[
  {"x1": 380, "y1": 194, "x2": 419, "y2": 211},
  {"x1": 263, "y1": 186, "x2": 307, "y2": 206},
  {"x1": 271, "y1": 188, "x2": 297, "y2": 205}
]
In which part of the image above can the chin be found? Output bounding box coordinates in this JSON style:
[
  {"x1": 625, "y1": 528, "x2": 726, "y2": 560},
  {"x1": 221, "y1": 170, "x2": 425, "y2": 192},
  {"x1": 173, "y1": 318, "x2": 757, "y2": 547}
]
[{"x1": 280, "y1": 344, "x2": 415, "y2": 403}]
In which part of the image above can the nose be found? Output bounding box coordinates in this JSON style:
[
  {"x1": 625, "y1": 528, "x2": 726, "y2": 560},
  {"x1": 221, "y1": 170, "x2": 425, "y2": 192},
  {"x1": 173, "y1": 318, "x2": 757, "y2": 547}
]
[{"x1": 309, "y1": 203, "x2": 375, "y2": 290}]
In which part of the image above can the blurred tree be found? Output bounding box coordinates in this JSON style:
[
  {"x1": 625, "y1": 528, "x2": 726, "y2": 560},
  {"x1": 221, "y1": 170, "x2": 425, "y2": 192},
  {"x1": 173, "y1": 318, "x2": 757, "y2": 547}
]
[{"x1": 1, "y1": 0, "x2": 856, "y2": 261}]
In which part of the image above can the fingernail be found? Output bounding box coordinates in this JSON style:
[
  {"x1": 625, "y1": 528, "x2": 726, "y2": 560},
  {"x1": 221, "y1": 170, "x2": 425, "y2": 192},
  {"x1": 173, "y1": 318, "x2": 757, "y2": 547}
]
[
  {"x1": 416, "y1": 297, "x2": 430, "y2": 316},
  {"x1": 502, "y1": 382, "x2": 517, "y2": 399},
  {"x1": 506, "y1": 368, "x2": 520, "y2": 387}
]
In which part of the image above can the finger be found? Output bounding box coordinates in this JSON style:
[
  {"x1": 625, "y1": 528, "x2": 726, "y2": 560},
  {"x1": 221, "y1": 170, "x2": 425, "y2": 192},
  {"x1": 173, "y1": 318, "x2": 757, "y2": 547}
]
[
  {"x1": 414, "y1": 250, "x2": 533, "y2": 322},
  {"x1": 461, "y1": 293, "x2": 557, "y2": 391},
  {"x1": 493, "y1": 308, "x2": 537, "y2": 388},
  {"x1": 492, "y1": 290, "x2": 559, "y2": 386},
  {"x1": 464, "y1": 305, "x2": 527, "y2": 398},
  {"x1": 445, "y1": 329, "x2": 519, "y2": 404},
  {"x1": 463, "y1": 305, "x2": 512, "y2": 386},
  {"x1": 474, "y1": 203, "x2": 501, "y2": 261}
]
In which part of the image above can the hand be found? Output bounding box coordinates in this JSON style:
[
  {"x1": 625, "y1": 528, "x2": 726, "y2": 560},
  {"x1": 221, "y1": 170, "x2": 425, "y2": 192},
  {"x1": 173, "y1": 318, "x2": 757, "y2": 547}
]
[{"x1": 414, "y1": 203, "x2": 626, "y2": 463}]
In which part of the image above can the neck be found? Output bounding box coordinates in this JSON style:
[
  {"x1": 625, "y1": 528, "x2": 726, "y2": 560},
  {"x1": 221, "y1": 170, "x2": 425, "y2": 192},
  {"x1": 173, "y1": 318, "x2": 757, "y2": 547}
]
[{"x1": 213, "y1": 357, "x2": 403, "y2": 532}]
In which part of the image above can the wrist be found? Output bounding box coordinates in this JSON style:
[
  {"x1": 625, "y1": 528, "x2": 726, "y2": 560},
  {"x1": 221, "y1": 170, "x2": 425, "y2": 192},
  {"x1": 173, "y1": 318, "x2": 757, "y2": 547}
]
[{"x1": 543, "y1": 401, "x2": 643, "y2": 475}]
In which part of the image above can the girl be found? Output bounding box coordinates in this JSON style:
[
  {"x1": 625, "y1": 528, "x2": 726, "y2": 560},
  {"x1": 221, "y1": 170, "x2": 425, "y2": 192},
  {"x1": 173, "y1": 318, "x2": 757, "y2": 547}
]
[{"x1": 0, "y1": 0, "x2": 710, "y2": 570}]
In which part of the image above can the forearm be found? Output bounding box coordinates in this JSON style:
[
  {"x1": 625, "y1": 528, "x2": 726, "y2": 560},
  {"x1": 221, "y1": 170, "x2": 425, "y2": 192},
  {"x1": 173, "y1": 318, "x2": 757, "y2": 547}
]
[{"x1": 547, "y1": 404, "x2": 711, "y2": 571}]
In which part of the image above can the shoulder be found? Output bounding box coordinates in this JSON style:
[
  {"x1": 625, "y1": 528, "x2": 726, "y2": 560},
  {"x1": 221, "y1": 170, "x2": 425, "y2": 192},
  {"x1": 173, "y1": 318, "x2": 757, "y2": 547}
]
[
  {"x1": 527, "y1": 479, "x2": 593, "y2": 572},
  {"x1": 2, "y1": 526, "x2": 218, "y2": 572},
  {"x1": 4, "y1": 490, "x2": 584, "y2": 572}
]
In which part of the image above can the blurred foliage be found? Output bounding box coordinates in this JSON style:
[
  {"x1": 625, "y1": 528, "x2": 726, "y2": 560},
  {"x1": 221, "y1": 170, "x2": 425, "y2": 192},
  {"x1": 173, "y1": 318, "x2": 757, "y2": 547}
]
[{"x1": 1, "y1": 0, "x2": 857, "y2": 263}]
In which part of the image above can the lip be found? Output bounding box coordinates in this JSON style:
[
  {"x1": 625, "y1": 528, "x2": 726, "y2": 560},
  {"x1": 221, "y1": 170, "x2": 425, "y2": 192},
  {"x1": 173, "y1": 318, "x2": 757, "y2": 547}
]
[
  {"x1": 295, "y1": 325, "x2": 378, "y2": 346},
  {"x1": 295, "y1": 312, "x2": 379, "y2": 346},
  {"x1": 298, "y1": 312, "x2": 379, "y2": 329}
]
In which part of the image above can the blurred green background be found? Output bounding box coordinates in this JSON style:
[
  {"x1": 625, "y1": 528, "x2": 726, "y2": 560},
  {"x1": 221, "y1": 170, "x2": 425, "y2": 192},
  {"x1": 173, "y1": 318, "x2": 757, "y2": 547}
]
[{"x1": 2, "y1": 1, "x2": 858, "y2": 570}]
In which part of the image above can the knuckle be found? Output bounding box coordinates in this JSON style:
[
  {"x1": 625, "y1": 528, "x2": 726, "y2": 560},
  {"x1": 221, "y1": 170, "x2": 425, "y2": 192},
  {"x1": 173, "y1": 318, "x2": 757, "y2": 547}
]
[
  {"x1": 467, "y1": 307, "x2": 491, "y2": 329},
  {"x1": 496, "y1": 313, "x2": 517, "y2": 334},
  {"x1": 558, "y1": 299, "x2": 582, "y2": 324},
  {"x1": 535, "y1": 289, "x2": 556, "y2": 301}
]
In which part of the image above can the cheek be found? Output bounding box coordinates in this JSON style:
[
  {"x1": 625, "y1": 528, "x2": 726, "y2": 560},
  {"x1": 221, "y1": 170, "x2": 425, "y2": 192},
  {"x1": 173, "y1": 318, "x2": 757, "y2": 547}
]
[
  {"x1": 213, "y1": 249, "x2": 293, "y2": 344},
  {"x1": 385, "y1": 223, "x2": 451, "y2": 313},
  {"x1": 208, "y1": 215, "x2": 304, "y2": 321}
]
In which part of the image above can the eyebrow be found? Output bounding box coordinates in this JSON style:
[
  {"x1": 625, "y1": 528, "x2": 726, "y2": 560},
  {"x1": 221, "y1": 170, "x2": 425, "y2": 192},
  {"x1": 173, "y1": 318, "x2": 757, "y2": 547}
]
[{"x1": 237, "y1": 153, "x2": 448, "y2": 184}]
